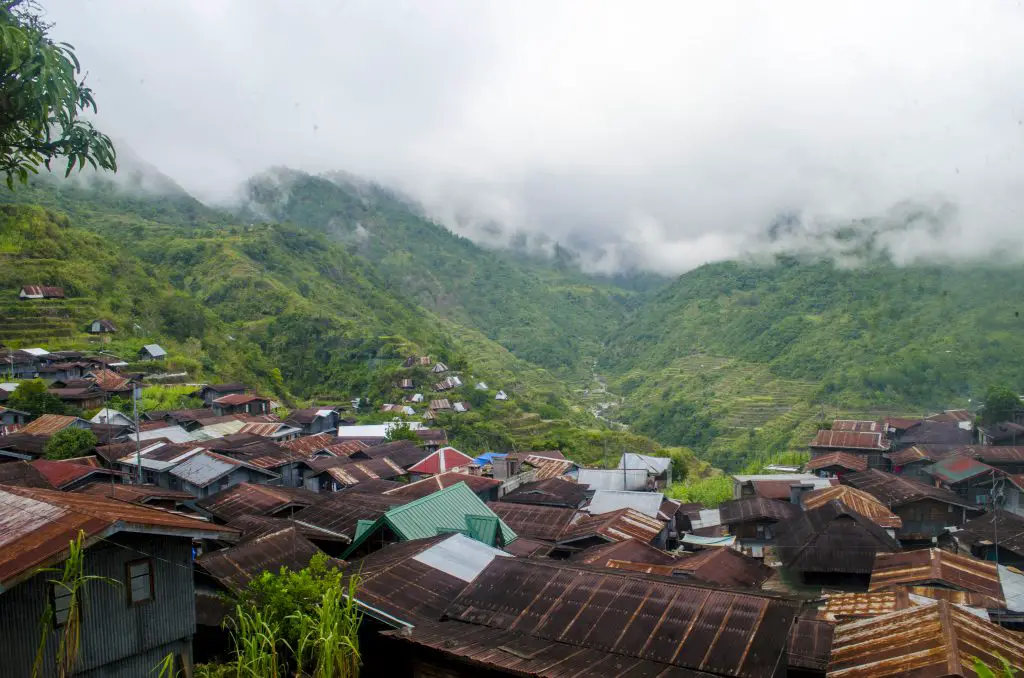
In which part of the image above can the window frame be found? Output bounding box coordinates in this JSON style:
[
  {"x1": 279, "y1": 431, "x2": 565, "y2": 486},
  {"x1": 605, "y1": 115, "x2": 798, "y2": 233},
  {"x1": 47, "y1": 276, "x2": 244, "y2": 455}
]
[{"x1": 125, "y1": 558, "x2": 155, "y2": 607}]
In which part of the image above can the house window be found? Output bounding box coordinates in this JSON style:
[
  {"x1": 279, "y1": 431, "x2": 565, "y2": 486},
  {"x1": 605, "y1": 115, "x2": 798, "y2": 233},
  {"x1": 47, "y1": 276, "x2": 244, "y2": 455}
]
[
  {"x1": 51, "y1": 583, "x2": 73, "y2": 626},
  {"x1": 126, "y1": 559, "x2": 154, "y2": 605}
]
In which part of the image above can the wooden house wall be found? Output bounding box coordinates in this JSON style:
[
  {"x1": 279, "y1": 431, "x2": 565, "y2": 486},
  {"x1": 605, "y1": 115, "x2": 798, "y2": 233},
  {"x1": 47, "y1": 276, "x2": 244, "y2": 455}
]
[{"x1": 894, "y1": 499, "x2": 968, "y2": 539}]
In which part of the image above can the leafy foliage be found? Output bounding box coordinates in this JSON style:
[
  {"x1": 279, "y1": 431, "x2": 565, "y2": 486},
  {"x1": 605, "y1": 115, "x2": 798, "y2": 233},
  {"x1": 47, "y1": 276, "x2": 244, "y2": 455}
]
[
  {"x1": 665, "y1": 474, "x2": 733, "y2": 508},
  {"x1": 981, "y1": 386, "x2": 1022, "y2": 425},
  {"x1": 43, "y1": 427, "x2": 97, "y2": 459},
  {"x1": 0, "y1": 3, "x2": 116, "y2": 188},
  {"x1": 384, "y1": 420, "x2": 418, "y2": 442},
  {"x1": 7, "y1": 378, "x2": 66, "y2": 415}
]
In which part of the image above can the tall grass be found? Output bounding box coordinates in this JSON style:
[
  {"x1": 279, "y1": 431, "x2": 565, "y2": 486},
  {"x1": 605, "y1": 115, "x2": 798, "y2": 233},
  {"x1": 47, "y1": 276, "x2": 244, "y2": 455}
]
[
  {"x1": 225, "y1": 605, "x2": 288, "y2": 678},
  {"x1": 292, "y1": 576, "x2": 363, "y2": 677}
]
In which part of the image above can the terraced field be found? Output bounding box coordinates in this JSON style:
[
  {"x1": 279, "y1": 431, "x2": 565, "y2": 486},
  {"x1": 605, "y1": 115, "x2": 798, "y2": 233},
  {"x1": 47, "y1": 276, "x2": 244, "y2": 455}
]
[{"x1": 0, "y1": 297, "x2": 97, "y2": 347}]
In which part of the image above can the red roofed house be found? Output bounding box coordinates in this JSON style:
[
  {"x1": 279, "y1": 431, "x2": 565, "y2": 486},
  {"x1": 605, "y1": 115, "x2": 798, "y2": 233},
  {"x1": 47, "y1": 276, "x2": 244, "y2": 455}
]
[
  {"x1": 211, "y1": 393, "x2": 272, "y2": 417},
  {"x1": 407, "y1": 446, "x2": 475, "y2": 478},
  {"x1": 18, "y1": 285, "x2": 65, "y2": 299},
  {"x1": 809, "y1": 427, "x2": 891, "y2": 471}
]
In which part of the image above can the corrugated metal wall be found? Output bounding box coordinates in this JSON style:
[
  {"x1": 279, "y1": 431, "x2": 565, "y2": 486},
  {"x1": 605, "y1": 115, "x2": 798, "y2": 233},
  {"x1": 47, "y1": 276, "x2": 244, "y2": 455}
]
[{"x1": 0, "y1": 533, "x2": 196, "y2": 677}]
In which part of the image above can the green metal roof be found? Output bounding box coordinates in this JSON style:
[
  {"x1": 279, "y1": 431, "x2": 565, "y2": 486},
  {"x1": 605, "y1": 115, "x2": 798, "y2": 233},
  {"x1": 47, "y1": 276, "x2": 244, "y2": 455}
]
[
  {"x1": 341, "y1": 482, "x2": 517, "y2": 558},
  {"x1": 924, "y1": 455, "x2": 996, "y2": 484}
]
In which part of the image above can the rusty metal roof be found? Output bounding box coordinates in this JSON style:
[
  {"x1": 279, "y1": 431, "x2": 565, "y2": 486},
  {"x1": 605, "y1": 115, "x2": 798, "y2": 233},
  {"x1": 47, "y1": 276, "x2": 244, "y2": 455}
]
[
  {"x1": 212, "y1": 393, "x2": 270, "y2": 406},
  {"x1": 0, "y1": 462, "x2": 54, "y2": 489},
  {"x1": 197, "y1": 527, "x2": 321, "y2": 592},
  {"x1": 280, "y1": 432, "x2": 334, "y2": 455},
  {"x1": 719, "y1": 497, "x2": 800, "y2": 525},
  {"x1": 381, "y1": 620, "x2": 709, "y2": 677},
  {"x1": 443, "y1": 557, "x2": 800, "y2": 677},
  {"x1": 320, "y1": 440, "x2": 370, "y2": 456},
  {"x1": 73, "y1": 482, "x2": 194, "y2": 505},
  {"x1": 821, "y1": 590, "x2": 915, "y2": 622},
  {"x1": 0, "y1": 433, "x2": 48, "y2": 456},
  {"x1": 955, "y1": 445, "x2": 1024, "y2": 464},
  {"x1": 323, "y1": 458, "x2": 406, "y2": 485},
  {"x1": 487, "y1": 502, "x2": 579, "y2": 541},
  {"x1": 832, "y1": 420, "x2": 882, "y2": 432},
  {"x1": 196, "y1": 482, "x2": 322, "y2": 522},
  {"x1": 20, "y1": 414, "x2": 83, "y2": 437},
  {"x1": 787, "y1": 615, "x2": 834, "y2": 673},
  {"x1": 557, "y1": 507, "x2": 665, "y2": 545},
  {"x1": 885, "y1": 444, "x2": 960, "y2": 466},
  {"x1": 502, "y1": 536, "x2": 553, "y2": 558},
  {"x1": 841, "y1": 468, "x2": 979, "y2": 509},
  {"x1": 225, "y1": 514, "x2": 350, "y2": 543},
  {"x1": 956, "y1": 509, "x2": 1024, "y2": 557},
  {"x1": 29, "y1": 460, "x2": 121, "y2": 490},
  {"x1": 804, "y1": 452, "x2": 869, "y2": 473},
  {"x1": 339, "y1": 478, "x2": 404, "y2": 495},
  {"x1": 810, "y1": 429, "x2": 890, "y2": 451},
  {"x1": 672, "y1": 547, "x2": 775, "y2": 588},
  {"x1": 20, "y1": 285, "x2": 64, "y2": 297},
  {"x1": 383, "y1": 472, "x2": 500, "y2": 500},
  {"x1": 0, "y1": 484, "x2": 237, "y2": 590},
  {"x1": 828, "y1": 600, "x2": 1024, "y2": 677},
  {"x1": 523, "y1": 456, "x2": 577, "y2": 481},
  {"x1": 801, "y1": 485, "x2": 903, "y2": 529},
  {"x1": 774, "y1": 501, "x2": 900, "y2": 574},
  {"x1": 924, "y1": 455, "x2": 998, "y2": 484},
  {"x1": 501, "y1": 477, "x2": 587, "y2": 508},
  {"x1": 360, "y1": 440, "x2": 429, "y2": 469},
  {"x1": 238, "y1": 422, "x2": 288, "y2": 437},
  {"x1": 290, "y1": 491, "x2": 410, "y2": 538},
  {"x1": 869, "y1": 548, "x2": 1005, "y2": 608},
  {"x1": 284, "y1": 407, "x2": 336, "y2": 425},
  {"x1": 569, "y1": 537, "x2": 678, "y2": 567}
]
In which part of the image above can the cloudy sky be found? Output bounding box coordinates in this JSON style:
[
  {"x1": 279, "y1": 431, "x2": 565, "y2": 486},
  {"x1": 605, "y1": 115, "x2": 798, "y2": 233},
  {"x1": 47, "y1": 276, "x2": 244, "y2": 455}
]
[{"x1": 44, "y1": 1, "x2": 1024, "y2": 273}]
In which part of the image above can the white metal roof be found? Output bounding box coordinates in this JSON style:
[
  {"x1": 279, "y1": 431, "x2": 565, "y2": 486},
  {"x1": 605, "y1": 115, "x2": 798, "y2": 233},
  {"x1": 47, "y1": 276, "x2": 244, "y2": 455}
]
[
  {"x1": 118, "y1": 444, "x2": 204, "y2": 471},
  {"x1": 999, "y1": 565, "x2": 1024, "y2": 613},
  {"x1": 335, "y1": 423, "x2": 423, "y2": 437},
  {"x1": 142, "y1": 344, "x2": 167, "y2": 357},
  {"x1": 681, "y1": 533, "x2": 735, "y2": 547},
  {"x1": 475, "y1": 382, "x2": 488, "y2": 390},
  {"x1": 587, "y1": 490, "x2": 665, "y2": 518},
  {"x1": 689, "y1": 508, "x2": 722, "y2": 530},
  {"x1": 576, "y1": 468, "x2": 648, "y2": 492},
  {"x1": 412, "y1": 533, "x2": 512, "y2": 582},
  {"x1": 137, "y1": 425, "x2": 201, "y2": 444},
  {"x1": 731, "y1": 473, "x2": 823, "y2": 483},
  {"x1": 169, "y1": 452, "x2": 247, "y2": 486},
  {"x1": 617, "y1": 452, "x2": 672, "y2": 475},
  {"x1": 192, "y1": 420, "x2": 248, "y2": 440},
  {"x1": 0, "y1": 383, "x2": 19, "y2": 392},
  {"x1": 89, "y1": 408, "x2": 130, "y2": 424},
  {"x1": 21, "y1": 348, "x2": 49, "y2": 356},
  {"x1": 495, "y1": 390, "x2": 508, "y2": 400}
]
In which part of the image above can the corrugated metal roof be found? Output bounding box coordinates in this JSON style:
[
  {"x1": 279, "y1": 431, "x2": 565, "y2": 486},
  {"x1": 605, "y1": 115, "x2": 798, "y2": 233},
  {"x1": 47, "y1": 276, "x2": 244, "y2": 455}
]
[
  {"x1": 20, "y1": 414, "x2": 83, "y2": 436},
  {"x1": 169, "y1": 451, "x2": 279, "y2": 488},
  {"x1": 406, "y1": 447, "x2": 474, "y2": 475},
  {"x1": 926, "y1": 409, "x2": 974, "y2": 423},
  {"x1": 487, "y1": 501, "x2": 579, "y2": 541},
  {"x1": 956, "y1": 509, "x2": 1024, "y2": 557},
  {"x1": 0, "y1": 485, "x2": 237, "y2": 589},
  {"x1": 197, "y1": 527, "x2": 320, "y2": 592},
  {"x1": 869, "y1": 548, "x2": 1005, "y2": 608},
  {"x1": 955, "y1": 445, "x2": 1024, "y2": 464},
  {"x1": 672, "y1": 547, "x2": 775, "y2": 588},
  {"x1": 787, "y1": 615, "x2": 834, "y2": 673},
  {"x1": 73, "y1": 482, "x2": 194, "y2": 505},
  {"x1": 749, "y1": 478, "x2": 835, "y2": 500},
  {"x1": 833, "y1": 419, "x2": 881, "y2": 432},
  {"x1": 774, "y1": 501, "x2": 900, "y2": 574},
  {"x1": 29, "y1": 460, "x2": 120, "y2": 490},
  {"x1": 557, "y1": 507, "x2": 665, "y2": 545},
  {"x1": 383, "y1": 472, "x2": 500, "y2": 499},
  {"x1": 443, "y1": 557, "x2": 800, "y2": 677},
  {"x1": 412, "y1": 532, "x2": 512, "y2": 583},
  {"x1": 291, "y1": 491, "x2": 410, "y2": 538},
  {"x1": 141, "y1": 344, "x2": 167, "y2": 357},
  {"x1": 570, "y1": 537, "x2": 678, "y2": 567},
  {"x1": 804, "y1": 452, "x2": 869, "y2": 473},
  {"x1": 501, "y1": 477, "x2": 586, "y2": 508},
  {"x1": 0, "y1": 462, "x2": 54, "y2": 489},
  {"x1": 810, "y1": 429, "x2": 889, "y2": 451},
  {"x1": 576, "y1": 467, "x2": 648, "y2": 491},
  {"x1": 502, "y1": 536, "x2": 553, "y2": 558},
  {"x1": 719, "y1": 497, "x2": 800, "y2": 524},
  {"x1": 821, "y1": 590, "x2": 915, "y2": 621},
  {"x1": 212, "y1": 393, "x2": 269, "y2": 406},
  {"x1": 841, "y1": 468, "x2": 979, "y2": 509},
  {"x1": 586, "y1": 490, "x2": 665, "y2": 518},
  {"x1": 280, "y1": 432, "x2": 334, "y2": 455},
  {"x1": 801, "y1": 485, "x2": 903, "y2": 529},
  {"x1": 885, "y1": 444, "x2": 959, "y2": 466},
  {"x1": 617, "y1": 452, "x2": 672, "y2": 474},
  {"x1": 196, "y1": 482, "x2": 321, "y2": 522},
  {"x1": 924, "y1": 455, "x2": 998, "y2": 484},
  {"x1": 523, "y1": 456, "x2": 577, "y2": 481},
  {"x1": 829, "y1": 600, "x2": 1024, "y2": 677}
]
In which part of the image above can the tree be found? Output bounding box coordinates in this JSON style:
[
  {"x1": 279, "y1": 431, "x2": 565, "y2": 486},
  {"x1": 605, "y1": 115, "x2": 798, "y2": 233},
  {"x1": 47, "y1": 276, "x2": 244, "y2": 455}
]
[
  {"x1": 0, "y1": 2, "x2": 116, "y2": 188},
  {"x1": 981, "y1": 386, "x2": 1022, "y2": 426},
  {"x1": 384, "y1": 420, "x2": 419, "y2": 443},
  {"x1": 43, "y1": 427, "x2": 97, "y2": 460},
  {"x1": 7, "y1": 378, "x2": 66, "y2": 416}
]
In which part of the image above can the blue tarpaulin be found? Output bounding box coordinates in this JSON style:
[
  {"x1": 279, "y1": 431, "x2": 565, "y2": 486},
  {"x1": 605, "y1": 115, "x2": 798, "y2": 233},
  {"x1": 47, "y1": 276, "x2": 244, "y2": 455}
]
[{"x1": 473, "y1": 452, "x2": 508, "y2": 466}]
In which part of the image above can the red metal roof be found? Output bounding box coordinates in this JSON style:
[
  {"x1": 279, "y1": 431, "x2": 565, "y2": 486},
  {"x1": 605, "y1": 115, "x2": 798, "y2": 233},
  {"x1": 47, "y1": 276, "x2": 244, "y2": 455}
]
[
  {"x1": 30, "y1": 460, "x2": 121, "y2": 489},
  {"x1": 804, "y1": 451, "x2": 869, "y2": 473},
  {"x1": 0, "y1": 484, "x2": 238, "y2": 589},
  {"x1": 833, "y1": 419, "x2": 882, "y2": 432},
  {"x1": 20, "y1": 414, "x2": 82, "y2": 437},
  {"x1": 407, "y1": 446, "x2": 474, "y2": 475},
  {"x1": 810, "y1": 429, "x2": 889, "y2": 451},
  {"x1": 20, "y1": 285, "x2": 64, "y2": 298}
]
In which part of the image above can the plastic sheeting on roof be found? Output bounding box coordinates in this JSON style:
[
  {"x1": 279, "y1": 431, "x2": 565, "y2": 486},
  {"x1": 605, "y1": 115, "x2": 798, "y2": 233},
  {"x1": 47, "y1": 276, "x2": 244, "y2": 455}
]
[
  {"x1": 473, "y1": 452, "x2": 508, "y2": 466},
  {"x1": 587, "y1": 490, "x2": 665, "y2": 518},
  {"x1": 412, "y1": 533, "x2": 512, "y2": 582},
  {"x1": 577, "y1": 468, "x2": 648, "y2": 491}
]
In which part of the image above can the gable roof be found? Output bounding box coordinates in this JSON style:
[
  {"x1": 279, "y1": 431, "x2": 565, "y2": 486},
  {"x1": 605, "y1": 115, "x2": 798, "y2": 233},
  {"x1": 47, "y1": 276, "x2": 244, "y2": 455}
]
[
  {"x1": 671, "y1": 547, "x2": 775, "y2": 588},
  {"x1": 141, "y1": 344, "x2": 167, "y2": 358},
  {"x1": 20, "y1": 414, "x2": 84, "y2": 437},
  {"x1": 501, "y1": 477, "x2": 587, "y2": 508},
  {"x1": 279, "y1": 432, "x2": 334, "y2": 456},
  {"x1": 557, "y1": 507, "x2": 665, "y2": 545},
  {"x1": 616, "y1": 452, "x2": 672, "y2": 475},
  {"x1": 804, "y1": 451, "x2": 869, "y2": 473},
  {"x1": 212, "y1": 393, "x2": 270, "y2": 406},
  {"x1": 196, "y1": 482, "x2": 322, "y2": 522},
  {"x1": 406, "y1": 446, "x2": 474, "y2": 475},
  {"x1": 197, "y1": 527, "x2": 321, "y2": 592},
  {"x1": 869, "y1": 548, "x2": 1005, "y2": 608},
  {"x1": 169, "y1": 451, "x2": 280, "y2": 488},
  {"x1": 360, "y1": 440, "x2": 429, "y2": 469},
  {"x1": 383, "y1": 472, "x2": 501, "y2": 500},
  {"x1": 900, "y1": 420, "x2": 975, "y2": 446},
  {"x1": 829, "y1": 601, "x2": 1024, "y2": 678},
  {"x1": 886, "y1": 444, "x2": 961, "y2": 466},
  {"x1": 290, "y1": 491, "x2": 410, "y2": 539},
  {"x1": 568, "y1": 537, "x2": 678, "y2": 567},
  {"x1": 719, "y1": 497, "x2": 800, "y2": 524},
  {"x1": 73, "y1": 482, "x2": 194, "y2": 505},
  {"x1": 0, "y1": 461, "x2": 54, "y2": 489},
  {"x1": 809, "y1": 429, "x2": 889, "y2": 451},
  {"x1": 924, "y1": 455, "x2": 999, "y2": 484},
  {"x1": 317, "y1": 458, "x2": 406, "y2": 485},
  {"x1": 841, "y1": 468, "x2": 979, "y2": 510},
  {"x1": 0, "y1": 484, "x2": 238, "y2": 589},
  {"x1": 586, "y1": 490, "x2": 664, "y2": 518},
  {"x1": 773, "y1": 501, "x2": 900, "y2": 574},
  {"x1": 20, "y1": 285, "x2": 64, "y2": 298},
  {"x1": 487, "y1": 501, "x2": 579, "y2": 542},
  {"x1": 283, "y1": 407, "x2": 337, "y2": 425},
  {"x1": 440, "y1": 557, "x2": 800, "y2": 678},
  {"x1": 29, "y1": 459, "x2": 121, "y2": 490},
  {"x1": 342, "y1": 482, "x2": 517, "y2": 557},
  {"x1": 833, "y1": 419, "x2": 882, "y2": 432},
  {"x1": 801, "y1": 485, "x2": 903, "y2": 529},
  {"x1": 955, "y1": 509, "x2": 1024, "y2": 558}
]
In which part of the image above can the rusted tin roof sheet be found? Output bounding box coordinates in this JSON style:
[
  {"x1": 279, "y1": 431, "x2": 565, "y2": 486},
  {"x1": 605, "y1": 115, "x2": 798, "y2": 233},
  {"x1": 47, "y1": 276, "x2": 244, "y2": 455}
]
[
  {"x1": 570, "y1": 537, "x2": 678, "y2": 567},
  {"x1": 360, "y1": 440, "x2": 429, "y2": 469},
  {"x1": 672, "y1": 547, "x2": 775, "y2": 588},
  {"x1": 340, "y1": 478, "x2": 404, "y2": 495},
  {"x1": 801, "y1": 485, "x2": 903, "y2": 529},
  {"x1": 502, "y1": 477, "x2": 586, "y2": 508},
  {"x1": 821, "y1": 590, "x2": 915, "y2": 622},
  {"x1": 719, "y1": 497, "x2": 800, "y2": 524},
  {"x1": 383, "y1": 472, "x2": 500, "y2": 500},
  {"x1": 0, "y1": 484, "x2": 237, "y2": 589},
  {"x1": 869, "y1": 548, "x2": 1005, "y2": 608},
  {"x1": 502, "y1": 536, "x2": 553, "y2": 558},
  {"x1": 225, "y1": 514, "x2": 350, "y2": 543},
  {"x1": 841, "y1": 468, "x2": 978, "y2": 509},
  {"x1": 886, "y1": 444, "x2": 959, "y2": 467},
  {"x1": 29, "y1": 459, "x2": 120, "y2": 490},
  {"x1": 197, "y1": 527, "x2": 321, "y2": 592},
  {"x1": 196, "y1": 482, "x2": 322, "y2": 522},
  {"x1": 0, "y1": 433, "x2": 48, "y2": 456},
  {"x1": 956, "y1": 509, "x2": 1024, "y2": 557},
  {"x1": 324, "y1": 458, "x2": 406, "y2": 485},
  {"x1": 290, "y1": 491, "x2": 410, "y2": 538},
  {"x1": 804, "y1": 452, "x2": 869, "y2": 473},
  {"x1": 774, "y1": 501, "x2": 900, "y2": 574},
  {"x1": 445, "y1": 557, "x2": 800, "y2": 677},
  {"x1": 0, "y1": 461, "x2": 54, "y2": 489},
  {"x1": 954, "y1": 445, "x2": 1024, "y2": 464},
  {"x1": 487, "y1": 501, "x2": 579, "y2": 541},
  {"x1": 319, "y1": 440, "x2": 370, "y2": 456},
  {"x1": 924, "y1": 455, "x2": 998, "y2": 484},
  {"x1": 828, "y1": 600, "x2": 1024, "y2": 677},
  {"x1": 279, "y1": 432, "x2": 334, "y2": 455},
  {"x1": 787, "y1": 615, "x2": 834, "y2": 672},
  {"x1": 73, "y1": 482, "x2": 194, "y2": 505},
  {"x1": 20, "y1": 414, "x2": 82, "y2": 437},
  {"x1": 212, "y1": 393, "x2": 269, "y2": 406},
  {"x1": 381, "y1": 620, "x2": 709, "y2": 678},
  {"x1": 523, "y1": 456, "x2": 577, "y2": 481},
  {"x1": 832, "y1": 420, "x2": 882, "y2": 433},
  {"x1": 810, "y1": 429, "x2": 889, "y2": 451},
  {"x1": 557, "y1": 507, "x2": 665, "y2": 545}
]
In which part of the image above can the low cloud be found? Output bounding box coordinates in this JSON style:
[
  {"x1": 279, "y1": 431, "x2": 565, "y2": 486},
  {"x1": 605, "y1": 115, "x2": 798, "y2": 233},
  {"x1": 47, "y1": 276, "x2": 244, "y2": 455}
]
[{"x1": 42, "y1": 0, "x2": 1024, "y2": 274}]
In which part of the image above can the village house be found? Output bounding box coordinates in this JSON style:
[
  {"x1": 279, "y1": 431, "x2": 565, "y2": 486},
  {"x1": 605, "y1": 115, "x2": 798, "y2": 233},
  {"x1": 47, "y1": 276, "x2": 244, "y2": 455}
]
[
  {"x1": 302, "y1": 456, "x2": 406, "y2": 493},
  {"x1": 29, "y1": 458, "x2": 123, "y2": 491},
  {"x1": 406, "y1": 446, "x2": 475, "y2": 479},
  {"x1": 190, "y1": 383, "x2": 249, "y2": 406},
  {"x1": 0, "y1": 405, "x2": 28, "y2": 431},
  {"x1": 87, "y1": 318, "x2": 117, "y2": 334},
  {"x1": 283, "y1": 407, "x2": 341, "y2": 435},
  {"x1": 891, "y1": 419, "x2": 975, "y2": 449},
  {"x1": 0, "y1": 485, "x2": 236, "y2": 678},
  {"x1": 48, "y1": 381, "x2": 106, "y2": 410},
  {"x1": 982, "y1": 421, "x2": 1024, "y2": 445},
  {"x1": 18, "y1": 284, "x2": 65, "y2": 299},
  {"x1": 500, "y1": 477, "x2": 587, "y2": 508},
  {"x1": 842, "y1": 468, "x2": 982, "y2": 543},
  {"x1": 494, "y1": 389, "x2": 508, "y2": 400},
  {"x1": 554, "y1": 507, "x2": 667, "y2": 554},
  {"x1": 953, "y1": 509, "x2": 1024, "y2": 569},
  {"x1": 574, "y1": 467, "x2": 648, "y2": 491},
  {"x1": 809, "y1": 424, "x2": 891, "y2": 470},
  {"x1": 90, "y1": 408, "x2": 134, "y2": 428},
  {"x1": 383, "y1": 472, "x2": 502, "y2": 502},
  {"x1": 290, "y1": 491, "x2": 411, "y2": 542},
  {"x1": 204, "y1": 436, "x2": 311, "y2": 488},
  {"x1": 196, "y1": 482, "x2": 323, "y2": 523},
  {"x1": 137, "y1": 344, "x2": 167, "y2": 361},
  {"x1": 73, "y1": 482, "x2": 196, "y2": 511},
  {"x1": 719, "y1": 497, "x2": 801, "y2": 555},
  {"x1": 617, "y1": 451, "x2": 673, "y2": 488},
  {"x1": 803, "y1": 451, "x2": 868, "y2": 477},
  {"x1": 168, "y1": 451, "x2": 281, "y2": 498},
  {"x1": 885, "y1": 444, "x2": 957, "y2": 481},
  {"x1": 0, "y1": 350, "x2": 41, "y2": 378},
  {"x1": 37, "y1": 360, "x2": 86, "y2": 383},
  {"x1": 21, "y1": 413, "x2": 92, "y2": 437},
  {"x1": 486, "y1": 501, "x2": 579, "y2": 544},
  {"x1": 799, "y1": 484, "x2": 903, "y2": 533},
  {"x1": 731, "y1": 473, "x2": 835, "y2": 502},
  {"x1": 922, "y1": 454, "x2": 1002, "y2": 508},
  {"x1": 210, "y1": 393, "x2": 272, "y2": 417},
  {"x1": 868, "y1": 548, "x2": 1007, "y2": 609}
]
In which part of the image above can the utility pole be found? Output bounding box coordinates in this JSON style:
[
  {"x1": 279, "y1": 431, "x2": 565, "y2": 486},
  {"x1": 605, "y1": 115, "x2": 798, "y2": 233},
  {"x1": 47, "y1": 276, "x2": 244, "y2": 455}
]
[{"x1": 132, "y1": 383, "x2": 142, "y2": 485}]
